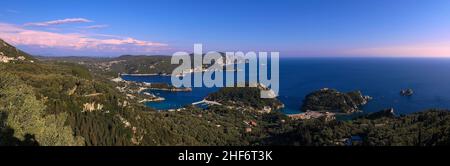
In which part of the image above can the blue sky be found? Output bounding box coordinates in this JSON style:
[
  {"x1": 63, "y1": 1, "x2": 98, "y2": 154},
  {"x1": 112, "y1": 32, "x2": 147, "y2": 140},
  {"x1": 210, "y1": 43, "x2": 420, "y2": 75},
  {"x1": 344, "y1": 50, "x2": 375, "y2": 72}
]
[{"x1": 1, "y1": 0, "x2": 450, "y2": 57}]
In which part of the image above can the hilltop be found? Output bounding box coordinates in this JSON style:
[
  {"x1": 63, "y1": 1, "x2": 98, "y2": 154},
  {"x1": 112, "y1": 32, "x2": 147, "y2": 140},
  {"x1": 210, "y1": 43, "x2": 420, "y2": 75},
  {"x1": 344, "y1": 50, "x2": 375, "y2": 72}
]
[
  {"x1": 0, "y1": 39, "x2": 35, "y2": 63},
  {"x1": 36, "y1": 52, "x2": 241, "y2": 78},
  {"x1": 38, "y1": 55, "x2": 177, "y2": 77}
]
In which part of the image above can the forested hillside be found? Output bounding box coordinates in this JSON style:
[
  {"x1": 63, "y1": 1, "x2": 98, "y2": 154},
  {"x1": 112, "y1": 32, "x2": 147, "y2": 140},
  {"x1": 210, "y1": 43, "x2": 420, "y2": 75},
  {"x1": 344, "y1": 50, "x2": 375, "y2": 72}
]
[{"x1": 1, "y1": 39, "x2": 450, "y2": 146}]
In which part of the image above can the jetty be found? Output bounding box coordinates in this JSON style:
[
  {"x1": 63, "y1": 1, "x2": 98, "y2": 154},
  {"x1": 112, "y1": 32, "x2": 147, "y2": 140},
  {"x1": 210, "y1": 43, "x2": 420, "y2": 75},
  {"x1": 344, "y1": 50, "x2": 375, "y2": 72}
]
[{"x1": 192, "y1": 99, "x2": 222, "y2": 106}]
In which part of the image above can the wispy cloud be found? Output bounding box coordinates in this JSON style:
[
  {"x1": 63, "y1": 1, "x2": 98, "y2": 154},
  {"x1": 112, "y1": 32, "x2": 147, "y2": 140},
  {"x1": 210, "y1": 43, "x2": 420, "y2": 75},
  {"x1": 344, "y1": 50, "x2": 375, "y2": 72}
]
[
  {"x1": 343, "y1": 42, "x2": 450, "y2": 57},
  {"x1": 81, "y1": 24, "x2": 109, "y2": 29},
  {"x1": 5, "y1": 9, "x2": 20, "y2": 14},
  {"x1": 25, "y1": 18, "x2": 93, "y2": 27},
  {"x1": 0, "y1": 23, "x2": 168, "y2": 54}
]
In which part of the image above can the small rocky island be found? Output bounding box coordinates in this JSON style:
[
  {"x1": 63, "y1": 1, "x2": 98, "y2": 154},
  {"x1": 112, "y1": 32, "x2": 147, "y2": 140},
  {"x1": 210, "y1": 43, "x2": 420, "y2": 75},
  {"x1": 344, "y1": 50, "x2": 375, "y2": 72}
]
[
  {"x1": 400, "y1": 88, "x2": 414, "y2": 96},
  {"x1": 301, "y1": 88, "x2": 372, "y2": 114}
]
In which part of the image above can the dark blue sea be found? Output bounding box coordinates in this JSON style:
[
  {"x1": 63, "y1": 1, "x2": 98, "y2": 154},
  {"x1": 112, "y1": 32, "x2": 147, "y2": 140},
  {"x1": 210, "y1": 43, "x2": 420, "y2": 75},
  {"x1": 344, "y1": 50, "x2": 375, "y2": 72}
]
[{"x1": 122, "y1": 58, "x2": 450, "y2": 115}]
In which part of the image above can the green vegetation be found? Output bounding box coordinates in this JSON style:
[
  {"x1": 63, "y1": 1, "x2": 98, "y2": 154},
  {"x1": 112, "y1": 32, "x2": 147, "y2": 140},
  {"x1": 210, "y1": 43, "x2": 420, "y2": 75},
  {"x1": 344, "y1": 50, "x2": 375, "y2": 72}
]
[
  {"x1": 206, "y1": 87, "x2": 284, "y2": 111},
  {"x1": 111, "y1": 55, "x2": 177, "y2": 75},
  {"x1": 0, "y1": 72, "x2": 84, "y2": 146},
  {"x1": 260, "y1": 110, "x2": 450, "y2": 146},
  {"x1": 37, "y1": 55, "x2": 178, "y2": 78},
  {"x1": 1, "y1": 39, "x2": 449, "y2": 146},
  {"x1": 302, "y1": 88, "x2": 371, "y2": 113},
  {"x1": 0, "y1": 39, "x2": 35, "y2": 60}
]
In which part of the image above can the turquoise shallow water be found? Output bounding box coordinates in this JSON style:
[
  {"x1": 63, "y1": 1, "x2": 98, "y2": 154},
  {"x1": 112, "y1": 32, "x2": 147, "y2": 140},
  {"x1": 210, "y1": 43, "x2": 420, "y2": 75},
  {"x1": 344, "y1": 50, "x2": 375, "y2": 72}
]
[{"x1": 122, "y1": 58, "x2": 450, "y2": 114}]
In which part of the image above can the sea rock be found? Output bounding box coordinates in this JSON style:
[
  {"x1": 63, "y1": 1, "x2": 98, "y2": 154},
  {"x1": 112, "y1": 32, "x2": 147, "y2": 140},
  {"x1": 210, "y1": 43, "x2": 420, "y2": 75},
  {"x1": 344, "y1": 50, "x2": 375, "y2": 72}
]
[{"x1": 400, "y1": 89, "x2": 414, "y2": 96}]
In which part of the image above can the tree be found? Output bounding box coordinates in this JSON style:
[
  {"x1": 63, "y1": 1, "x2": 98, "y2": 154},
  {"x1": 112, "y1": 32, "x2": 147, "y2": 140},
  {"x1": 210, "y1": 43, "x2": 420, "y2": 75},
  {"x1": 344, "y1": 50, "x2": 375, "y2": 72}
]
[{"x1": 0, "y1": 72, "x2": 84, "y2": 146}]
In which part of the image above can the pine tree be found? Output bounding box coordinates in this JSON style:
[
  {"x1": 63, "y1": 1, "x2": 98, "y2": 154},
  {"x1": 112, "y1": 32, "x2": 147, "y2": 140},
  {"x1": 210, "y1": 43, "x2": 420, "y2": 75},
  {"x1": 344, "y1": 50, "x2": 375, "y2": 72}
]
[{"x1": 0, "y1": 72, "x2": 84, "y2": 146}]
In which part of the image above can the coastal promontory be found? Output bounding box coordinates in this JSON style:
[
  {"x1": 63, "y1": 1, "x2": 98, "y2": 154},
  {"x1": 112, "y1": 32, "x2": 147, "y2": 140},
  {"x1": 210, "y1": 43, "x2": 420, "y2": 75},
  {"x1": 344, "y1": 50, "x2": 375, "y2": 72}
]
[
  {"x1": 301, "y1": 88, "x2": 372, "y2": 113},
  {"x1": 206, "y1": 87, "x2": 284, "y2": 113}
]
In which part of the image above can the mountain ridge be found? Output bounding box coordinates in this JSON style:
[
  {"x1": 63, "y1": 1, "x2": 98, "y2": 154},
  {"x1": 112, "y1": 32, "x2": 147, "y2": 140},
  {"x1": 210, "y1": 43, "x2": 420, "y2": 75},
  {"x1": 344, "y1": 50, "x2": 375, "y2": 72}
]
[{"x1": 0, "y1": 39, "x2": 35, "y2": 63}]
